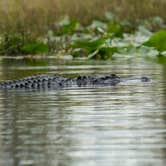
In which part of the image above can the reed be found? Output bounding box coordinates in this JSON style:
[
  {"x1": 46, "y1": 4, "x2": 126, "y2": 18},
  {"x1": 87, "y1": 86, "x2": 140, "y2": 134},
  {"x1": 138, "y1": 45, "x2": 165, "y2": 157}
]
[{"x1": 0, "y1": 0, "x2": 166, "y2": 36}]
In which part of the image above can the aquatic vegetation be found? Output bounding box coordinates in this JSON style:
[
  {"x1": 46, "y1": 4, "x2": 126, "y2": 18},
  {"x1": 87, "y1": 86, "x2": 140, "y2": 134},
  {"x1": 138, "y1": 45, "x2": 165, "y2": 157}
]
[
  {"x1": 21, "y1": 42, "x2": 49, "y2": 55},
  {"x1": 69, "y1": 16, "x2": 166, "y2": 59},
  {"x1": 0, "y1": 33, "x2": 48, "y2": 55},
  {"x1": 0, "y1": 13, "x2": 166, "y2": 59},
  {"x1": 144, "y1": 29, "x2": 166, "y2": 52},
  {"x1": 72, "y1": 38, "x2": 105, "y2": 54},
  {"x1": 54, "y1": 16, "x2": 79, "y2": 35}
]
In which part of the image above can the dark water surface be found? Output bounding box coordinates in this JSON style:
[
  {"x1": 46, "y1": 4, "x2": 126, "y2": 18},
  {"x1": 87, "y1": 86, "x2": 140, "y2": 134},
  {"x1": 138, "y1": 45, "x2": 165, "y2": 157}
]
[{"x1": 0, "y1": 57, "x2": 165, "y2": 166}]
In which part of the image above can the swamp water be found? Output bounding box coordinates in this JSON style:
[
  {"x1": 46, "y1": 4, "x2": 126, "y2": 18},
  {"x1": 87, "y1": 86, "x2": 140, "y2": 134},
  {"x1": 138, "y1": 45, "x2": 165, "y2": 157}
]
[{"x1": 0, "y1": 57, "x2": 165, "y2": 166}]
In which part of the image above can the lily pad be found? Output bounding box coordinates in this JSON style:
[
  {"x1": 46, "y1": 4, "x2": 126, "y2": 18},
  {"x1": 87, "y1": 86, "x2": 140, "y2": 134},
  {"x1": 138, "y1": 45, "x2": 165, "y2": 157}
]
[
  {"x1": 144, "y1": 29, "x2": 166, "y2": 52},
  {"x1": 89, "y1": 46, "x2": 118, "y2": 60},
  {"x1": 107, "y1": 23, "x2": 123, "y2": 37},
  {"x1": 72, "y1": 38, "x2": 105, "y2": 53}
]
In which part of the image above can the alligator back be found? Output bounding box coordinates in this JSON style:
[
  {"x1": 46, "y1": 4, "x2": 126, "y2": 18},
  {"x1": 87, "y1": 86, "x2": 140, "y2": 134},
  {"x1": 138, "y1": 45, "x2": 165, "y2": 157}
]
[
  {"x1": 0, "y1": 75, "x2": 69, "y2": 90},
  {"x1": 0, "y1": 74, "x2": 149, "y2": 90}
]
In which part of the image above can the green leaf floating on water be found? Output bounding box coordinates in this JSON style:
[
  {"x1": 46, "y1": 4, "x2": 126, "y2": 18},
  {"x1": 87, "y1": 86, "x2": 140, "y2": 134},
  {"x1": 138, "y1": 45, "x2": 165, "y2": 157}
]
[
  {"x1": 71, "y1": 38, "x2": 118, "y2": 59},
  {"x1": 107, "y1": 23, "x2": 123, "y2": 37},
  {"x1": 72, "y1": 38, "x2": 105, "y2": 53},
  {"x1": 89, "y1": 46, "x2": 118, "y2": 60},
  {"x1": 21, "y1": 42, "x2": 49, "y2": 54},
  {"x1": 144, "y1": 29, "x2": 166, "y2": 52}
]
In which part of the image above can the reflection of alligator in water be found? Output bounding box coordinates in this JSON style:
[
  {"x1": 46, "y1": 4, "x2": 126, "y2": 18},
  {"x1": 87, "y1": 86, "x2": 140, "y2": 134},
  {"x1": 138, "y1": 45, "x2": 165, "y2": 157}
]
[{"x1": 0, "y1": 74, "x2": 150, "y2": 90}]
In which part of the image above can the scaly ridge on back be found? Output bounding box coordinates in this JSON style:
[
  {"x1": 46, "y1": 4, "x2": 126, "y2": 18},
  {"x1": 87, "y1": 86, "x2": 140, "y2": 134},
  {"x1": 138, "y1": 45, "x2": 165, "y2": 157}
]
[{"x1": 0, "y1": 74, "x2": 150, "y2": 90}]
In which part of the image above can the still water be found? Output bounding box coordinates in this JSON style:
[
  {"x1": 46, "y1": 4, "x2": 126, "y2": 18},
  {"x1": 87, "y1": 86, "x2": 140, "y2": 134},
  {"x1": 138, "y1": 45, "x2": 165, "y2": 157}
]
[{"x1": 0, "y1": 57, "x2": 165, "y2": 166}]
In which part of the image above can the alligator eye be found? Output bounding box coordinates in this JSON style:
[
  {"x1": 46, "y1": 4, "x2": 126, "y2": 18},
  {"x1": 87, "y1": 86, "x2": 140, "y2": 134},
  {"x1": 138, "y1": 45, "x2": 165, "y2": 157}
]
[
  {"x1": 110, "y1": 74, "x2": 116, "y2": 77},
  {"x1": 141, "y1": 77, "x2": 150, "y2": 82}
]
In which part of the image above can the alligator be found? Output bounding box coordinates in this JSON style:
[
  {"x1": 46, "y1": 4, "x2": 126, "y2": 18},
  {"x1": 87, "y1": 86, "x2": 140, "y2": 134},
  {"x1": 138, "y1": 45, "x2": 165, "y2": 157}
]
[{"x1": 0, "y1": 74, "x2": 150, "y2": 90}]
